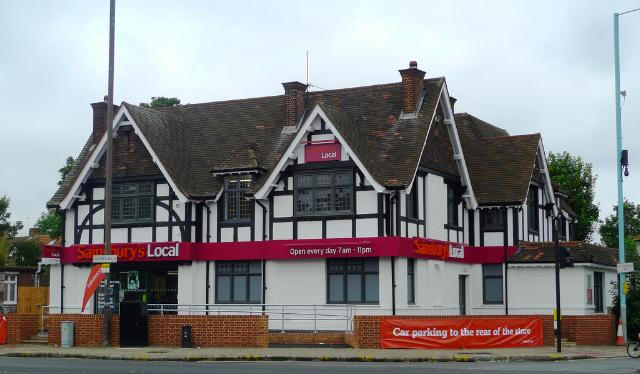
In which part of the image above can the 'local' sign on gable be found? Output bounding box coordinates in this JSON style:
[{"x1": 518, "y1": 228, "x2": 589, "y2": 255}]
[{"x1": 305, "y1": 141, "x2": 341, "y2": 162}]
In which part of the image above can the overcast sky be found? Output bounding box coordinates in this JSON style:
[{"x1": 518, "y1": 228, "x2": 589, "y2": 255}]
[{"x1": 1, "y1": 1, "x2": 638, "y2": 242}]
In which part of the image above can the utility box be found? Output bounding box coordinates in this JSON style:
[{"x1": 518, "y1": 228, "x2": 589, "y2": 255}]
[
  {"x1": 60, "y1": 321, "x2": 74, "y2": 348},
  {"x1": 181, "y1": 325, "x2": 192, "y2": 348}
]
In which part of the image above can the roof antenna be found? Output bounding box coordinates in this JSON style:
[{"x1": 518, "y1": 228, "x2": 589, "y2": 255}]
[{"x1": 306, "y1": 51, "x2": 309, "y2": 91}]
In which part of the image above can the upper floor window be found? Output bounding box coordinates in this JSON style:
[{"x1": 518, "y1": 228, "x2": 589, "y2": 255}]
[
  {"x1": 112, "y1": 182, "x2": 154, "y2": 223},
  {"x1": 447, "y1": 184, "x2": 459, "y2": 226},
  {"x1": 295, "y1": 171, "x2": 353, "y2": 216},
  {"x1": 527, "y1": 186, "x2": 539, "y2": 233},
  {"x1": 559, "y1": 215, "x2": 567, "y2": 240},
  {"x1": 406, "y1": 183, "x2": 419, "y2": 220},
  {"x1": 224, "y1": 176, "x2": 252, "y2": 222},
  {"x1": 481, "y1": 209, "x2": 505, "y2": 231}
]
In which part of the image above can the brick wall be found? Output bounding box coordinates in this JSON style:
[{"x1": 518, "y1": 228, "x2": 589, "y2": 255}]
[
  {"x1": 148, "y1": 315, "x2": 268, "y2": 347},
  {"x1": 572, "y1": 315, "x2": 616, "y2": 345},
  {"x1": 6, "y1": 314, "x2": 38, "y2": 344},
  {"x1": 352, "y1": 315, "x2": 555, "y2": 349},
  {"x1": 268, "y1": 332, "x2": 345, "y2": 345},
  {"x1": 47, "y1": 314, "x2": 119, "y2": 347}
]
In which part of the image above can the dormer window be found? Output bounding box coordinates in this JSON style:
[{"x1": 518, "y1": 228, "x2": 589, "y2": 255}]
[
  {"x1": 111, "y1": 182, "x2": 154, "y2": 223},
  {"x1": 224, "y1": 175, "x2": 252, "y2": 222}
]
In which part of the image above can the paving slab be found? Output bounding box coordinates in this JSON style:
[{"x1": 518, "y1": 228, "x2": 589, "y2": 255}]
[{"x1": 0, "y1": 344, "x2": 627, "y2": 362}]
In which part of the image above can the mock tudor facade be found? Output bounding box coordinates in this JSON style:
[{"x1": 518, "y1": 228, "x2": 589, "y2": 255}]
[{"x1": 44, "y1": 62, "x2": 615, "y2": 330}]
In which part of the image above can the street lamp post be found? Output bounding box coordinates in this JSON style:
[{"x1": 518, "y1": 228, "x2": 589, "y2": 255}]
[{"x1": 614, "y1": 8, "x2": 639, "y2": 343}]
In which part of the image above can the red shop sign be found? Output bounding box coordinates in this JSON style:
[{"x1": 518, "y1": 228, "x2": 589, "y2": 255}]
[
  {"x1": 67, "y1": 242, "x2": 192, "y2": 263},
  {"x1": 42, "y1": 244, "x2": 61, "y2": 259},
  {"x1": 380, "y1": 317, "x2": 543, "y2": 349},
  {"x1": 305, "y1": 141, "x2": 341, "y2": 162}
]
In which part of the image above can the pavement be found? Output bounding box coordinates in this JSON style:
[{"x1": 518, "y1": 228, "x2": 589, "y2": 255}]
[{"x1": 0, "y1": 344, "x2": 628, "y2": 363}]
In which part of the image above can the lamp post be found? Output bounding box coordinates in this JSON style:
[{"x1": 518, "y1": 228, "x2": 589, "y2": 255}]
[{"x1": 614, "y1": 8, "x2": 639, "y2": 343}]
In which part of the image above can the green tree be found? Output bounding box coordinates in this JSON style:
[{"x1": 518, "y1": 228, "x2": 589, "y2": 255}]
[
  {"x1": 139, "y1": 97, "x2": 181, "y2": 108},
  {"x1": 35, "y1": 210, "x2": 62, "y2": 239},
  {"x1": 58, "y1": 156, "x2": 75, "y2": 187},
  {"x1": 10, "y1": 239, "x2": 40, "y2": 267},
  {"x1": 547, "y1": 151, "x2": 599, "y2": 242},
  {"x1": 599, "y1": 200, "x2": 640, "y2": 249},
  {"x1": 0, "y1": 235, "x2": 9, "y2": 266},
  {"x1": 0, "y1": 196, "x2": 23, "y2": 239}
]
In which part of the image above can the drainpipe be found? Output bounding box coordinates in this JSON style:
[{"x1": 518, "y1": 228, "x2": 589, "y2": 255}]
[
  {"x1": 58, "y1": 208, "x2": 65, "y2": 313},
  {"x1": 203, "y1": 201, "x2": 211, "y2": 314},
  {"x1": 255, "y1": 199, "x2": 268, "y2": 311},
  {"x1": 504, "y1": 251, "x2": 509, "y2": 315}
]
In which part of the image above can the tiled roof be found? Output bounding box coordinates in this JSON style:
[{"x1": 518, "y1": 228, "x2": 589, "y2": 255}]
[
  {"x1": 48, "y1": 78, "x2": 446, "y2": 204},
  {"x1": 456, "y1": 113, "x2": 540, "y2": 205},
  {"x1": 509, "y1": 241, "x2": 618, "y2": 267}
]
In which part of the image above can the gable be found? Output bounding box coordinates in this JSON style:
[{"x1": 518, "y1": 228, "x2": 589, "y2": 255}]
[{"x1": 89, "y1": 125, "x2": 162, "y2": 180}]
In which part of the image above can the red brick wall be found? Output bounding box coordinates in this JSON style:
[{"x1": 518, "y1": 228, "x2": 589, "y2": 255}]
[
  {"x1": 352, "y1": 315, "x2": 555, "y2": 349},
  {"x1": 148, "y1": 315, "x2": 268, "y2": 347},
  {"x1": 268, "y1": 332, "x2": 345, "y2": 345},
  {"x1": 573, "y1": 315, "x2": 616, "y2": 345},
  {"x1": 47, "y1": 314, "x2": 119, "y2": 347},
  {"x1": 6, "y1": 314, "x2": 38, "y2": 344}
]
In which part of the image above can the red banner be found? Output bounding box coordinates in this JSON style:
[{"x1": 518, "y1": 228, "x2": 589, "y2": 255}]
[
  {"x1": 380, "y1": 317, "x2": 543, "y2": 349},
  {"x1": 81, "y1": 264, "x2": 106, "y2": 312}
]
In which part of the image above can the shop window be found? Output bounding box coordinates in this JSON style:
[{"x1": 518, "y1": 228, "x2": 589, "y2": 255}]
[
  {"x1": 482, "y1": 264, "x2": 503, "y2": 304},
  {"x1": 294, "y1": 171, "x2": 353, "y2": 216},
  {"x1": 481, "y1": 209, "x2": 505, "y2": 231},
  {"x1": 111, "y1": 182, "x2": 154, "y2": 223},
  {"x1": 406, "y1": 184, "x2": 419, "y2": 220},
  {"x1": 407, "y1": 259, "x2": 415, "y2": 304},
  {"x1": 527, "y1": 186, "x2": 539, "y2": 233},
  {"x1": 447, "y1": 184, "x2": 459, "y2": 226},
  {"x1": 327, "y1": 258, "x2": 378, "y2": 304},
  {"x1": 3, "y1": 274, "x2": 17, "y2": 304},
  {"x1": 216, "y1": 261, "x2": 262, "y2": 304},
  {"x1": 224, "y1": 175, "x2": 252, "y2": 222}
]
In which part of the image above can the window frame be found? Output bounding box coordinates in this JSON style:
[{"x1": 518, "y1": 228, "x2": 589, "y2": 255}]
[
  {"x1": 446, "y1": 183, "x2": 460, "y2": 227},
  {"x1": 482, "y1": 264, "x2": 504, "y2": 305},
  {"x1": 111, "y1": 181, "x2": 155, "y2": 224},
  {"x1": 480, "y1": 208, "x2": 505, "y2": 231},
  {"x1": 559, "y1": 215, "x2": 567, "y2": 240},
  {"x1": 3, "y1": 274, "x2": 17, "y2": 304},
  {"x1": 215, "y1": 261, "x2": 262, "y2": 304},
  {"x1": 294, "y1": 170, "x2": 354, "y2": 217},
  {"x1": 326, "y1": 258, "x2": 379, "y2": 304},
  {"x1": 527, "y1": 186, "x2": 539, "y2": 233},
  {"x1": 223, "y1": 175, "x2": 253, "y2": 223},
  {"x1": 407, "y1": 259, "x2": 415, "y2": 304},
  {"x1": 406, "y1": 183, "x2": 419, "y2": 220}
]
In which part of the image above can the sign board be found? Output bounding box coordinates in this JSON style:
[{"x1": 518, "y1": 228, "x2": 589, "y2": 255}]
[
  {"x1": 41, "y1": 258, "x2": 60, "y2": 265},
  {"x1": 93, "y1": 254, "x2": 118, "y2": 263},
  {"x1": 617, "y1": 262, "x2": 634, "y2": 273},
  {"x1": 380, "y1": 317, "x2": 543, "y2": 349},
  {"x1": 41, "y1": 245, "x2": 61, "y2": 259},
  {"x1": 305, "y1": 141, "x2": 341, "y2": 162},
  {"x1": 96, "y1": 280, "x2": 120, "y2": 314}
]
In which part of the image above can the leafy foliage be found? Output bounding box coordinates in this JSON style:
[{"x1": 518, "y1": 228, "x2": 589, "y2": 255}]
[
  {"x1": 547, "y1": 151, "x2": 599, "y2": 242},
  {"x1": 599, "y1": 200, "x2": 640, "y2": 249},
  {"x1": 36, "y1": 210, "x2": 62, "y2": 239},
  {"x1": 610, "y1": 237, "x2": 640, "y2": 337},
  {"x1": 0, "y1": 196, "x2": 23, "y2": 239},
  {"x1": 139, "y1": 97, "x2": 181, "y2": 108},
  {"x1": 58, "y1": 156, "x2": 75, "y2": 187},
  {"x1": 0, "y1": 235, "x2": 9, "y2": 266},
  {"x1": 10, "y1": 239, "x2": 41, "y2": 267}
]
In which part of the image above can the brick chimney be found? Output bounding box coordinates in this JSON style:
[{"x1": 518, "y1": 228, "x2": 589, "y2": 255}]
[
  {"x1": 282, "y1": 81, "x2": 307, "y2": 127},
  {"x1": 90, "y1": 96, "x2": 119, "y2": 144},
  {"x1": 398, "y1": 61, "x2": 426, "y2": 114}
]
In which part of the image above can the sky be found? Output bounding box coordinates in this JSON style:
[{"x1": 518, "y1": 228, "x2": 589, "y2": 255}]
[{"x1": 0, "y1": 1, "x2": 638, "y2": 243}]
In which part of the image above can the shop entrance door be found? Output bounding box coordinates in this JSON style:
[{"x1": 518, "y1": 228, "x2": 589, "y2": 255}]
[
  {"x1": 120, "y1": 301, "x2": 148, "y2": 347},
  {"x1": 459, "y1": 275, "x2": 467, "y2": 315}
]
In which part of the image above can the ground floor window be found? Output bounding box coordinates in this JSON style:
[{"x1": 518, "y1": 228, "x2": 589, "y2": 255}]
[
  {"x1": 216, "y1": 261, "x2": 262, "y2": 304},
  {"x1": 594, "y1": 271, "x2": 604, "y2": 313},
  {"x1": 3, "y1": 274, "x2": 17, "y2": 304},
  {"x1": 407, "y1": 259, "x2": 415, "y2": 304},
  {"x1": 482, "y1": 264, "x2": 503, "y2": 304},
  {"x1": 327, "y1": 258, "x2": 379, "y2": 304}
]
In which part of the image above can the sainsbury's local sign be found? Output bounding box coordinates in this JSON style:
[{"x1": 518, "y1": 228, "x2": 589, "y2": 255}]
[
  {"x1": 305, "y1": 141, "x2": 341, "y2": 162},
  {"x1": 70, "y1": 242, "x2": 189, "y2": 263}
]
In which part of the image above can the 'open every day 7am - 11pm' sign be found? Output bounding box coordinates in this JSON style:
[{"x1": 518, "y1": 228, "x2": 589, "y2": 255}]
[{"x1": 380, "y1": 317, "x2": 543, "y2": 349}]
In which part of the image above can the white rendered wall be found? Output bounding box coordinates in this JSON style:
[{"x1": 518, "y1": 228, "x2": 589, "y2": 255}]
[{"x1": 426, "y1": 174, "x2": 447, "y2": 241}]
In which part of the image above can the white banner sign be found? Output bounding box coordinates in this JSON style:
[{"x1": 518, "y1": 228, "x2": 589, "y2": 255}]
[
  {"x1": 93, "y1": 254, "x2": 118, "y2": 263},
  {"x1": 617, "y1": 262, "x2": 634, "y2": 273}
]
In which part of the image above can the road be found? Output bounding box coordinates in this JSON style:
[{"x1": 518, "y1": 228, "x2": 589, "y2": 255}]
[{"x1": 0, "y1": 357, "x2": 637, "y2": 374}]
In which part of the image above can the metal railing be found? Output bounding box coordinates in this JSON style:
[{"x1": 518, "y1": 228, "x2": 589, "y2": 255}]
[{"x1": 147, "y1": 304, "x2": 368, "y2": 332}]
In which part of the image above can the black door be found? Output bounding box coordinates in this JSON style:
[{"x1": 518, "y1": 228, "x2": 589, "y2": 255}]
[
  {"x1": 120, "y1": 301, "x2": 148, "y2": 347},
  {"x1": 594, "y1": 272, "x2": 604, "y2": 313},
  {"x1": 459, "y1": 275, "x2": 467, "y2": 315}
]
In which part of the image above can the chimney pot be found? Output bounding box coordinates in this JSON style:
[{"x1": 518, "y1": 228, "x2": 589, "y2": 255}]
[
  {"x1": 398, "y1": 62, "x2": 426, "y2": 114},
  {"x1": 282, "y1": 81, "x2": 307, "y2": 127},
  {"x1": 449, "y1": 96, "x2": 457, "y2": 113}
]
